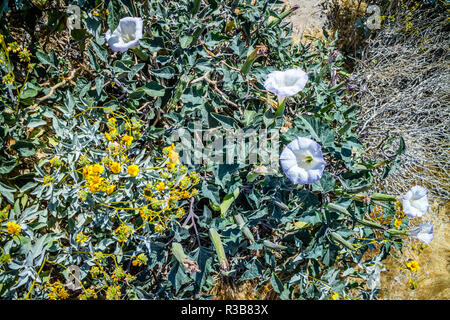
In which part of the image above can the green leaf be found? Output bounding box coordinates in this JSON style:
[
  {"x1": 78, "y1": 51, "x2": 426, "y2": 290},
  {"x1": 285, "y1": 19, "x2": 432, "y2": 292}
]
[
  {"x1": 129, "y1": 88, "x2": 145, "y2": 100},
  {"x1": 27, "y1": 118, "x2": 47, "y2": 128},
  {"x1": 128, "y1": 63, "x2": 145, "y2": 80},
  {"x1": 240, "y1": 259, "x2": 263, "y2": 281},
  {"x1": 0, "y1": 157, "x2": 17, "y2": 174},
  {"x1": 87, "y1": 47, "x2": 100, "y2": 71},
  {"x1": 180, "y1": 35, "x2": 193, "y2": 49},
  {"x1": 209, "y1": 113, "x2": 238, "y2": 130},
  {"x1": 35, "y1": 50, "x2": 57, "y2": 68},
  {"x1": 243, "y1": 110, "x2": 258, "y2": 126},
  {"x1": 298, "y1": 209, "x2": 322, "y2": 225},
  {"x1": 168, "y1": 262, "x2": 190, "y2": 294},
  {"x1": 151, "y1": 66, "x2": 176, "y2": 79},
  {"x1": 11, "y1": 140, "x2": 36, "y2": 157},
  {"x1": 220, "y1": 188, "x2": 240, "y2": 218},
  {"x1": 139, "y1": 37, "x2": 165, "y2": 52},
  {"x1": 90, "y1": 40, "x2": 108, "y2": 63},
  {"x1": 294, "y1": 115, "x2": 335, "y2": 148},
  {"x1": 270, "y1": 273, "x2": 284, "y2": 294},
  {"x1": 113, "y1": 60, "x2": 131, "y2": 73},
  {"x1": 20, "y1": 85, "x2": 39, "y2": 100},
  {"x1": 143, "y1": 81, "x2": 166, "y2": 97},
  {"x1": 0, "y1": 182, "x2": 15, "y2": 204},
  {"x1": 107, "y1": 0, "x2": 121, "y2": 31},
  {"x1": 202, "y1": 182, "x2": 220, "y2": 206},
  {"x1": 311, "y1": 171, "x2": 335, "y2": 193},
  {"x1": 71, "y1": 28, "x2": 87, "y2": 41}
]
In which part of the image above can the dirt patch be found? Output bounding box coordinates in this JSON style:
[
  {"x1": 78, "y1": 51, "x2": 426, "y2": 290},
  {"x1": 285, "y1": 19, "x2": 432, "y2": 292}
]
[
  {"x1": 284, "y1": 0, "x2": 329, "y2": 43},
  {"x1": 380, "y1": 201, "x2": 450, "y2": 300}
]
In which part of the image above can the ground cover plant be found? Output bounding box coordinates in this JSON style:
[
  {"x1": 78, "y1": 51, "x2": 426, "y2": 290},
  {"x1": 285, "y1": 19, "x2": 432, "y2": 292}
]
[{"x1": 0, "y1": 0, "x2": 436, "y2": 300}]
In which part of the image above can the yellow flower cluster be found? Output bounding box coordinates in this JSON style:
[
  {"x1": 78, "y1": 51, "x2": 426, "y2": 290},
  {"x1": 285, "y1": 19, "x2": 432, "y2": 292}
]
[
  {"x1": 128, "y1": 164, "x2": 140, "y2": 177},
  {"x1": 330, "y1": 292, "x2": 340, "y2": 300},
  {"x1": 111, "y1": 266, "x2": 125, "y2": 282},
  {"x1": 6, "y1": 221, "x2": 21, "y2": 236},
  {"x1": 79, "y1": 288, "x2": 97, "y2": 300},
  {"x1": 132, "y1": 253, "x2": 148, "y2": 267},
  {"x1": 0, "y1": 253, "x2": 12, "y2": 264},
  {"x1": 82, "y1": 163, "x2": 116, "y2": 195},
  {"x1": 0, "y1": 39, "x2": 34, "y2": 85},
  {"x1": 105, "y1": 285, "x2": 121, "y2": 300},
  {"x1": 163, "y1": 143, "x2": 180, "y2": 170},
  {"x1": 49, "y1": 156, "x2": 63, "y2": 168},
  {"x1": 42, "y1": 174, "x2": 54, "y2": 186},
  {"x1": 138, "y1": 165, "x2": 200, "y2": 233},
  {"x1": 105, "y1": 116, "x2": 141, "y2": 147},
  {"x1": 110, "y1": 266, "x2": 135, "y2": 284},
  {"x1": 110, "y1": 161, "x2": 122, "y2": 174},
  {"x1": 394, "y1": 200, "x2": 405, "y2": 229},
  {"x1": 76, "y1": 232, "x2": 88, "y2": 244},
  {"x1": 89, "y1": 266, "x2": 101, "y2": 278},
  {"x1": 83, "y1": 255, "x2": 136, "y2": 300},
  {"x1": 47, "y1": 281, "x2": 69, "y2": 300},
  {"x1": 122, "y1": 135, "x2": 133, "y2": 146},
  {"x1": 91, "y1": 7, "x2": 109, "y2": 19},
  {"x1": 406, "y1": 260, "x2": 420, "y2": 272},
  {"x1": 114, "y1": 225, "x2": 133, "y2": 243},
  {"x1": 0, "y1": 205, "x2": 10, "y2": 222}
]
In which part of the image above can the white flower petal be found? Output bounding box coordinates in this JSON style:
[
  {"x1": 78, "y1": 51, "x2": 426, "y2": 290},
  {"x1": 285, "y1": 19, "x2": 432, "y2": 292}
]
[
  {"x1": 305, "y1": 168, "x2": 323, "y2": 184},
  {"x1": 264, "y1": 68, "x2": 308, "y2": 98},
  {"x1": 280, "y1": 137, "x2": 325, "y2": 185},
  {"x1": 285, "y1": 166, "x2": 309, "y2": 185},
  {"x1": 417, "y1": 232, "x2": 434, "y2": 244},
  {"x1": 409, "y1": 222, "x2": 434, "y2": 244},
  {"x1": 402, "y1": 186, "x2": 429, "y2": 218},
  {"x1": 105, "y1": 17, "x2": 144, "y2": 53}
]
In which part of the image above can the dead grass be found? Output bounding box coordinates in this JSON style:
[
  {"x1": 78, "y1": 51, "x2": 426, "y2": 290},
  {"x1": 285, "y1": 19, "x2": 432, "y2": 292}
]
[
  {"x1": 327, "y1": 0, "x2": 368, "y2": 54},
  {"x1": 354, "y1": 0, "x2": 450, "y2": 200},
  {"x1": 209, "y1": 277, "x2": 278, "y2": 300}
]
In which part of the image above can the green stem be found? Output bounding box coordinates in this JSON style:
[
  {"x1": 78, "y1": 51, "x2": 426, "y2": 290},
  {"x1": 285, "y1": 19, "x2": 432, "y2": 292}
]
[
  {"x1": 274, "y1": 98, "x2": 286, "y2": 118},
  {"x1": 267, "y1": 5, "x2": 299, "y2": 28},
  {"x1": 192, "y1": 0, "x2": 201, "y2": 14},
  {"x1": 15, "y1": 68, "x2": 30, "y2": 115}
]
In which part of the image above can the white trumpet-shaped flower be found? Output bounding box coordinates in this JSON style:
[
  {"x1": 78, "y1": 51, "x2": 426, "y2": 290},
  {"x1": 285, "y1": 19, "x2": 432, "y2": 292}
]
[
  {"x1": 280, "y1": 137, "x2": 326, "y2": 185},
  {"x1": 264, "y1": 68, "x2": 308, "y2": 102},
  {"x1": 409, "y1": 222, "x2": 434, "y2": 244},
  {"x1": 402, "y1": 186, "x2": 429, "y2": 218},
  {"x1": 105, "y1": 17, "x2": 144, "y2": 53}
]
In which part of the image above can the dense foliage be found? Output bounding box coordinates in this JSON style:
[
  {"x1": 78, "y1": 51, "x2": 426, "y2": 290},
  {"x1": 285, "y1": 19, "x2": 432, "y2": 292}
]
[{"x1": 0, "y1": 0, "x2": 427, "y2": 300}]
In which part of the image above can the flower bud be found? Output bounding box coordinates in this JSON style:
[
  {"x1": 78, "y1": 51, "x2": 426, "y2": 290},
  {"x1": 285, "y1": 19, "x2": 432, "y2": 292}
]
[{"x1": 209, "y1": 228, "x2": 229, "y2": 271}]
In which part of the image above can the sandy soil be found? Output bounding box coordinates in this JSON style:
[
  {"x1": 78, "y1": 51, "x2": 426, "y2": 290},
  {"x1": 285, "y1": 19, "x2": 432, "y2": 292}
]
[{"x1": 284, "y1": 0, "x2": 328, "y2": 43}]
